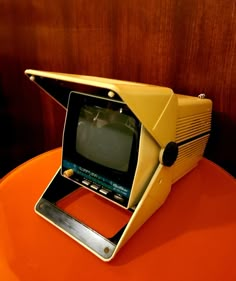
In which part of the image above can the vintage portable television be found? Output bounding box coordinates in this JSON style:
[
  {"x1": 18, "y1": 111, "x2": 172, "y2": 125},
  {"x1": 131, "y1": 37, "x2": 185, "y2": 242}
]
[{"x1": 25, "y1": 69, "x2": 212, "y2": 261}]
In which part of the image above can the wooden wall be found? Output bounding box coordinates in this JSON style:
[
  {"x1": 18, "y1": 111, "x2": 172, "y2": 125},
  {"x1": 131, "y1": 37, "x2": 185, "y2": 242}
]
[{"x1": 0, "y1": 0, "x2": 236, "y2": 177}]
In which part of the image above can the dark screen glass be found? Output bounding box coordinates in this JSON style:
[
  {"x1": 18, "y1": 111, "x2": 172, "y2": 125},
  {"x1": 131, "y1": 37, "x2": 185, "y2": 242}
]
[{"x1": 76, "y1": 105, "x2": 137, "y2": 172}]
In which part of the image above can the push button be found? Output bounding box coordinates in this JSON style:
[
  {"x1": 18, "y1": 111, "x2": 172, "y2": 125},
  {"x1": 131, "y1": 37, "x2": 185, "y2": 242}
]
[
  {"x1": 114, "y1": 194, "x2": 125, "y2": 203},
  {"x1": 99, "y1": 188, "x2": 110, "y2": 196},
  {"x1": 82, "y1": 179, "x2": 90, "y2": 186},
  {"x1": 90, "y1": 184, "x2": 99, "y2": 190}
]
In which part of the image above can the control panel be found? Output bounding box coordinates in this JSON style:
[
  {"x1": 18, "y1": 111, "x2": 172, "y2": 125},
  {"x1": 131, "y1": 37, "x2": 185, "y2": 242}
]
[{"x1": 62, "y1": 160, "x2": 129, "y2": 207}]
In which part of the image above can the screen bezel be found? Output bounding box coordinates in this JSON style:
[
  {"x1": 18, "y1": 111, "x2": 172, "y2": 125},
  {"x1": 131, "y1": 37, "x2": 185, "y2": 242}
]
[{"x1": 62, "y1": 91, "x2": 141, "y2": 195}]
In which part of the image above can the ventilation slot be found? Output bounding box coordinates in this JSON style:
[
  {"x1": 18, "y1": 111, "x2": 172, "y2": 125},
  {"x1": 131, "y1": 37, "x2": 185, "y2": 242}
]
[{"x1": 176, "y1": 111, "x2": 211, "y2": 143}]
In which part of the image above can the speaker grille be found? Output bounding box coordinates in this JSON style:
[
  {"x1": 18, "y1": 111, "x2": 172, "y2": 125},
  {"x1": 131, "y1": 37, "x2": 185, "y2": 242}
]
[{"x1": 176, "y1": 111, "x2": 211, "y2": 143}]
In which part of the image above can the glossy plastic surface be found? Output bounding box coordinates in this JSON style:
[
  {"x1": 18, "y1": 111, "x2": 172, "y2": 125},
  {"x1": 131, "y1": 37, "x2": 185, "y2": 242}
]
[{"x1": 0, "y1": 148, "x2": 236, "y2": 280}]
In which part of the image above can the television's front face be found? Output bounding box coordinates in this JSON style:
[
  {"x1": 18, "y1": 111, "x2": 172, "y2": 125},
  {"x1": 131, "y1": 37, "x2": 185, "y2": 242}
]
[{"x1": 62, "y1": 91, "x2": 141, "y2": 207}]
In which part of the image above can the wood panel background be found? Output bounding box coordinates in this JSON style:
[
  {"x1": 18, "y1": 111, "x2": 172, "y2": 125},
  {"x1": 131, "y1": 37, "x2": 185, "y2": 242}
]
[{"x1": 0, "y1": 0, "x2": 235, "y2": 177}]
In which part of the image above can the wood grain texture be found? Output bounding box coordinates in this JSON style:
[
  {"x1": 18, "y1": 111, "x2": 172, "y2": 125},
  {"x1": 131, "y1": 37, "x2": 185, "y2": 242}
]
[{"x1": 0, "y1": 0, "x2": 235, "y2": 177}]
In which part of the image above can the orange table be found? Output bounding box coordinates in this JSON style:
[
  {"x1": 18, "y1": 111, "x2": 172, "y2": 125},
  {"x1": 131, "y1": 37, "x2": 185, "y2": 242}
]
[{"x1": 1, "y1": 148, "x2": 236, "y2": 281}]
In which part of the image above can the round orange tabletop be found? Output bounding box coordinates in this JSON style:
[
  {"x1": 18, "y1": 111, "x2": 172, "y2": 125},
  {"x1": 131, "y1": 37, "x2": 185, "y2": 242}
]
[{"x1": 0, "y1": 148, "x2": 236, "y2": 281}]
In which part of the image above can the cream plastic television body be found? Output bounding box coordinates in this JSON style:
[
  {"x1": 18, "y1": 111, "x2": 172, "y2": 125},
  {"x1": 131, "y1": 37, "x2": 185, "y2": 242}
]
[{"x1": 25, "y1": 69, "x2": 212, "y2": 261}]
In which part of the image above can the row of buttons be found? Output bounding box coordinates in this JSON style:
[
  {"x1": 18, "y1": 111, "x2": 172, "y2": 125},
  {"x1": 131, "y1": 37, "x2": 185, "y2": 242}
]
[{"x1": 81, "y1": 179, "x2": 125, "y2": 204}]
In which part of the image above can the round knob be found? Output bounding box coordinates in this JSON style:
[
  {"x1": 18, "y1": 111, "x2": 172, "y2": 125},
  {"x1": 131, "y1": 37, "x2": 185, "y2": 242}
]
[
  {"x1": 161, "y1": 142, "x2": 178, "y2": 167},
  {"x1": 63, "y1": 169, "x2": 74, "y2": 178}
]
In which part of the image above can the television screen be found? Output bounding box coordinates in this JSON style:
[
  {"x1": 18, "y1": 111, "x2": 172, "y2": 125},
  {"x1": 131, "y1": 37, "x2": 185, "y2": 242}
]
[
  {"x1": 62, "y1": 91, "x2": 141, "y2": 204},
  {"x1": 76, "y1": 105, "x2": 137, "y2": 172}
]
